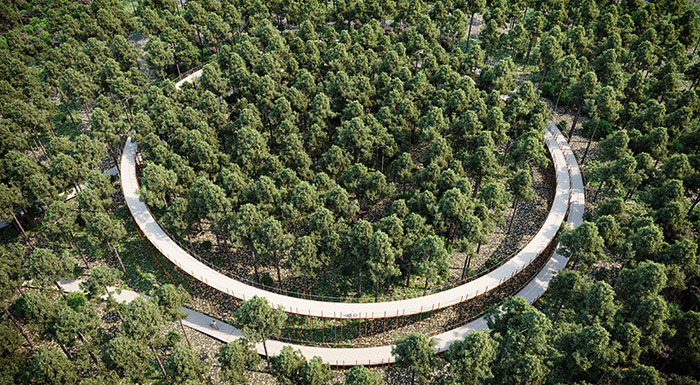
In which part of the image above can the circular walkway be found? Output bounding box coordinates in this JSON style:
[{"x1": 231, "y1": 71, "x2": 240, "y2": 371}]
[
  {"x1": 90, "y1": 120, "x2": 584, "y2": 366},
  {"x1": 120, "y1": 123, "x2": 570, "y2": 319}
]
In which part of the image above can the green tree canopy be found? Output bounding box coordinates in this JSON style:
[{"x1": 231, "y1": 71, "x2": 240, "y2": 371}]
[
  {"x1": 232, "y1": 296, "x2": 287, "y2": 360},
  {"x1": 391, "y1": 333, "x2": 437, "y2": 385}
]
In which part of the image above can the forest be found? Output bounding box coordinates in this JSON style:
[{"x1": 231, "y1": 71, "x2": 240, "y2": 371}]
[{"x1": 1, "y1": 0, "x2": 699, "y2": 384}]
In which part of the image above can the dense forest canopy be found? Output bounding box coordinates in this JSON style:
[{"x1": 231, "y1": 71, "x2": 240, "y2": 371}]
[
  {"x1": 133, "y1": 13, "x2": 552, "y2": 300},
  {"x1": 0, "y1": 0, "x2": 700, "y2": 384}
]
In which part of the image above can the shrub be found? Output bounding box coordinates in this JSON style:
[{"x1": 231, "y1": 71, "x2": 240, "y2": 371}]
[
  {"x1": 485, "y1": 257, "x2": 498, "y2": 269},
  {"x1": 166, "y1": 330, "x2": 182, "y2": 346},
  {"x1": 65, "y1": 292, "x2": 88, "y2": 311},
  {"x1": 261, "y1": 273, "x2": 275, "y2": 287}
]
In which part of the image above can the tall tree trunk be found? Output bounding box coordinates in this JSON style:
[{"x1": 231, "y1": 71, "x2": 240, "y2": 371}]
[
  {"x1": 554, "y1": 83, "x2": 565, "y2": 112},
  {"x1": 109, "y1": 243, "x2": 127, "y2": 274},
  {"x1": 67, "y1": 235, "x2": 89, "y2": 267},
  {"x1": 461, "y1": 253, "x2": 471, "y2": 280},
  {"x1": 66, "y1": 105, "x2": 77, "y2": 125},
  {"x1": 473, "y1": 173, "x2": 482, "y2": 197},
  {"x1": 405, "y1": 264, "x2": 412, "y2": 287},
  {"x1": 446, "y1": 224, "x2": 454, "y2": 247},
  {"x1": 580, "y1": 119, "x2": 600, "y2": 165},
  {"x1": 502, "y1": 140, "x2": 512, "y2": 166},
  {"x1": 381, "y1": 148, "x2": 385, "y2": 172},
  {"x1": 179, "y1": 320, "x2": 192, "y2": 347},
  {"x1": 11, "y1": 0, "x2": 23, "y2": 27},
  {"x1": 275, "y1": 257, "x2": 282, "y2": 286},
  {"x1": 252, "y1": 251, "x2": 261, "y2": 284},
  {"x1": 54, "y1": 282, "x2": 68, "y2": 300},
  {"x1": 688, "y1": 193, "x2": 700, "y2": 215},
  {"x1": 32, "y1": 136, "x2": 44, "y2": 158},
  {"x1": 496, "y1": 332, "x2": 510, "y2": 362},
  {"x1": 263, "y1": 338, "x2": 270, "y2": 369},
  {"x1": 358, "y1": 269, "x2": 363, "y2": 296},
  {"x1": 570, "y1": 253, "x2": 579, "y2": 269},
  {"x1": 36, "y1": 137, "x2": 48, "y2": 156},
  {"x1": 58, "y1": 342, "x2": 71, "y2": 358},
  {"x1": 105, "y1": 285, "x2": 125, "y2": 321},
  {"x1": 375, "y1": 281, "x2": 379, "y2": 302},
  {"x1": 568, "y1": 102, "x2": 584, "y2": 139},
  {"x1": 122, "y1": 101, "x2": 133, "y2": 127},
  {"x1": 150, "y1": 346, "x2": 168, "y2": 380},
  {"x1": 540, "y1": 65, "x2": 548, "y2": 87},
  {"x1": 83, "y1": 102, "x2": 92, "y2": 117},
  {"x1": 194, "y1": 26, "x2": 205, "y2": 63},
  {"x1": 525, "y1": 39, "x2": 534, "y2": 66},
  {"x1": 28, "y1": 142, "x2": 40, "y2": 162},
  {"x1": 11, "y1": 212, "x2": 27, "y2": 240},
  {"x1": 507, "y1": 199, "x2": 519, "y2": 234},
  {"x1": 593, "y1": 178, "x2": 606, "y2": 202},
  {"x1": 223, "y1": 236, "x2": 230, "y2": 254},
  {"x1": 112, "y1": 154, "x2": 120, "y2": 173},
  {"x1": 552, "y1": 298, "x2": 564, "y2": 323},
  {"x1": 4, "y1": 309, "x2": 34, "y2": 349},
  {"x1": 75, "y1": 330, "x2": 100, "y2": 367}
]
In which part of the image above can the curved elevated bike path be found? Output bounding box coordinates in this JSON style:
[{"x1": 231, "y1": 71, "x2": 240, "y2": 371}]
[
  {"x1": 121, "y1": 124, "x2": 570, "y2": 319},
  {"x1": 84, "y1": 121, "x2": 584, "y2": 366}
]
